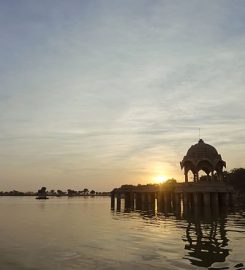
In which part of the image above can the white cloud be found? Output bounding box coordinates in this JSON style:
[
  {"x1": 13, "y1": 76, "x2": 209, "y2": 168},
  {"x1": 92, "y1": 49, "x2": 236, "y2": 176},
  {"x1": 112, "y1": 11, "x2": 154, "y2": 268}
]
[{"x1": 0, "y1": 0, "x2": 245, "y2": 190}]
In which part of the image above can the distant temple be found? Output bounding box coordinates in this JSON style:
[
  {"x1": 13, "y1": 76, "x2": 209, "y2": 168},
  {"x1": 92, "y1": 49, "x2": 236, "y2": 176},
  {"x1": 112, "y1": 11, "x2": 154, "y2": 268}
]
[{"x1": 180, "y1": 139, "x2": 226, "y2": 183}]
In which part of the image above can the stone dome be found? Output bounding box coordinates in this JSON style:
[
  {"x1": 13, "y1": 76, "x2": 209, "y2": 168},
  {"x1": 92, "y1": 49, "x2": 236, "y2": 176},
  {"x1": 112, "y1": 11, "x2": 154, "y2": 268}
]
[
  {"x1": 181, "y1": 139, "x2": 226, "y2": 169},
  {"x1": 186, "y1": 139, "x2": 219, "y2": 161}
]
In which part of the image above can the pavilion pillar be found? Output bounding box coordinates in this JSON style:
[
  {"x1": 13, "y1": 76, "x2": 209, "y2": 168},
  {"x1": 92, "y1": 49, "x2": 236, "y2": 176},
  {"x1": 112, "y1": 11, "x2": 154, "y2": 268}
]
[
  {"x1": 157, "y1": 191, "x2": 163, "y2": 211},
  {"x1": 230, "y1": 192, "x2": 235, "y2": 206},
  {"x1": 111, "y1": 193, "x2": 115, "y2": 209},
  {"x1": 175, "y1": 193, "x2": 181, "y2": 205},
  {"x1": 212, "y1": 192, "x2": 219, "y2": 207},
  {"x1": 141, "y1": 192, "x2": 146, "y2": 210},
  {"x1": 147, "y1": 193, "x2": 155, "y2": 210},
  {"x1": 221, "y1": 193, "x2": 230, "y2": 207},
  {"x1": 116, "y1": 194, "x2": 121, "y2": 211},
  {"x1": 203, "y1": 192, "x2": 211, "y2": 207},
  {"x1": 130, "y1": 192, "x2": 134, "y2": 209},
  {"x1": 174, "y1": 193, "x2": 181, "y2": 216},
  {"x1": 135, "y1": 193, "x2": 141, "y2": 210},
  {"x1": 185, "y1": 172, "x2": 188, "y2": 183},
  {"x1": 171, "y1": 192, "x2": 176, "y2": 208},
  {"x1": 124, "y1": 192, "x2": 130, "y2": 209},
  {"x1": 164, "y1": 192, "x2": 171, "y2": 209},
  {"x1": 183, "y1": 193, "x2": 189, "y2": 207},
  {"x1": 193, "y1": 192, "x2": 201, "y2": 206},
  {"x1": 195, "y1": 173, "x2": 199, "y2": 182}
]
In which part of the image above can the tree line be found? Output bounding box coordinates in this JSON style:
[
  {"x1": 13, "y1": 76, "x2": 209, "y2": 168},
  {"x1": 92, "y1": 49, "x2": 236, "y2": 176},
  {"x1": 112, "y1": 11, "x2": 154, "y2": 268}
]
[
  {"x1": 1, "y1": 168, "x2": 245, "y2": 196},
  {"x1": 0, "y1": 188, "x2": 110, "y2": 197},
  {"x1": 199, "y1": 168, "x2": 245, "y2": 192}
]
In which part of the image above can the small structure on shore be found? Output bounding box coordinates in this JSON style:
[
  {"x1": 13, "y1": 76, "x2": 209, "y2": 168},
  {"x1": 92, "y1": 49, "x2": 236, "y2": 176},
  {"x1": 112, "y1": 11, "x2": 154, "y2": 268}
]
[
  {"x1": 36, "y1": 187, "x2": 49, "y2": 200},
  {"x1": 111, "y1": 139, "x2": 233, "y2": 210}
]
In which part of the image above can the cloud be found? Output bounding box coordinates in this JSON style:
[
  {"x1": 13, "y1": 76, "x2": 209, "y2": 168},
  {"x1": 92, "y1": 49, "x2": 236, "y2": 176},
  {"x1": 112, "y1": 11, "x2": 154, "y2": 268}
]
[{"x1": 0, "y1": 0, "x2": 245, "y2": 190}]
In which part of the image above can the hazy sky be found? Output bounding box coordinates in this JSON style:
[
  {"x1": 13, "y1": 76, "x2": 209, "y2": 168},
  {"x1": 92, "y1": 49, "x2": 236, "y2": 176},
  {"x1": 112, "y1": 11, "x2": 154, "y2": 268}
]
[{"x1": 0, "y1": 0, "x2": 245, "y2": 191}]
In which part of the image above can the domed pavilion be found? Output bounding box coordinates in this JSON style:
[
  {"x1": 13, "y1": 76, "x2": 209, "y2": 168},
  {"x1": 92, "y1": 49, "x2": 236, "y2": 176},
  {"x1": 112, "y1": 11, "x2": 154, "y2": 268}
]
[{"x1": 180, "y1": 139, "x2": 226, "y2": 183}]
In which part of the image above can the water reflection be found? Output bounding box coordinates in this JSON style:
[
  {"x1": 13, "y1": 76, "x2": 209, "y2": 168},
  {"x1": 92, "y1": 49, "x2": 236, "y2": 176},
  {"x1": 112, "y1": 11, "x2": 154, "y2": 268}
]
[
  {"x1": 182, "y1": 207, "x2": 229, "y2": 267},
  {"x1": 111, "y1": 201, "x2": 239, "y2": 268}
]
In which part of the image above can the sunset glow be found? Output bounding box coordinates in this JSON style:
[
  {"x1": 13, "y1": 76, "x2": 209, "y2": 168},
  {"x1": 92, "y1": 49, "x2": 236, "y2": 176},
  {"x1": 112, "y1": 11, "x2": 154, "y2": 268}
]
[
  {"x1": 153, "y1": 175, "x2": 167, "y2": 184},
  {"x1": 0, "y1": 1, "x2": 244, "y2": 192}
]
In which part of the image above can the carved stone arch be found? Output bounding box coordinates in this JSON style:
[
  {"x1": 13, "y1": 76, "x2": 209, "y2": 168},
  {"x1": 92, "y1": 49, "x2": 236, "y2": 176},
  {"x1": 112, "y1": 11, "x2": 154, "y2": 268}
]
[
  {"x1": 198, "y1": 169, "x2": 209, "y2": 181},
  {"x1": 183, "y1": 161, "x2": 195, "y2": 174},
  {"x1": 182, "y1": 160, "x2": 196, "y2": 183},
  {"x1": 214, "y1": 160, "x2": 226, "y2": 181},
  {"x1": 196, "y1": 160, "x2": 214, "y2": 175}
]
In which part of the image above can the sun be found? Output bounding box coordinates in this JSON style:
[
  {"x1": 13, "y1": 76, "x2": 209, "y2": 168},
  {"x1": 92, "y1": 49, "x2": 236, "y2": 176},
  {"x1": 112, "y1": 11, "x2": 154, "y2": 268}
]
[{"x1": 153, "y1": 175, "x2": 167, "y2": 184}]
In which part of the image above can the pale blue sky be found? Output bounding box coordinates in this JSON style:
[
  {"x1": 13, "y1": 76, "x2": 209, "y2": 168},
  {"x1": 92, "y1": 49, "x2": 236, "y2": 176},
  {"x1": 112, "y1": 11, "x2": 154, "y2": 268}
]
[{"x1": 0, "y1": 0, "x2": 245, "y2": 191}]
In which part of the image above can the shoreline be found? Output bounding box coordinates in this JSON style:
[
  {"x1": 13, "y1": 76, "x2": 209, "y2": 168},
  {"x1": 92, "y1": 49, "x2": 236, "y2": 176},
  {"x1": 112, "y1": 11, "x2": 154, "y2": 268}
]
[{"x1": 0, "y1": 194, "x2": 111, "y2": 197}]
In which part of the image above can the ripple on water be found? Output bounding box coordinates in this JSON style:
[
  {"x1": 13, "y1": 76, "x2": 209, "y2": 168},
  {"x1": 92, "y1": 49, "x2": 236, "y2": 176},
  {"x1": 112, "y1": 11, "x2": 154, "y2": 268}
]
[{"x1": 0, "y1": 197, "x2": 245, "y2": 269}]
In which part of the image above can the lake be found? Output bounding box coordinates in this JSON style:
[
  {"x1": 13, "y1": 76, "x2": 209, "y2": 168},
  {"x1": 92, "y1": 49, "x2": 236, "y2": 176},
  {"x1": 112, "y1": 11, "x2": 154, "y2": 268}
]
[{"x1": 0, "y1": 196, "x2": 244, "y2": 270}]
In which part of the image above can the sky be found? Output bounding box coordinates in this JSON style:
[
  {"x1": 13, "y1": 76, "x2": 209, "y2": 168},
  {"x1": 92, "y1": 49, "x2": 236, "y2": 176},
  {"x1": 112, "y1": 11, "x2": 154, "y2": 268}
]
[{"x1": 0, "y1": 0, "x2": 245, "y2": 191}]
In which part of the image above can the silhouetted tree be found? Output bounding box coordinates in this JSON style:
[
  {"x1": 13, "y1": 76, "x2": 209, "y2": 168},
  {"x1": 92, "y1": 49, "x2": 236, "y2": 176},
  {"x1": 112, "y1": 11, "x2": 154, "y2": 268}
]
[
  {"x1": 165, "y1": 178, "x2": 177, "y2": 184},
  {"x1": 57, "y1": 190, "x2": 65, "y2": 196},
  {"x1": 40, "y1": 187, "x2": 46, "y2": 192},
  {"x1": 225, "y1": 168, "x2": 245, "y2": 192},
  {"x1": 37, "y1": 187, "x2": 46, "y2": 194},
  {"x1": 67, "y1": 189, "x2": 79, "y2": 197},
  {"x1": 67, "y1": 189, "x2": 76, "y2": 197},
  {"x1": 37, "y1": 187, "x2": 47, "y2": 198}
]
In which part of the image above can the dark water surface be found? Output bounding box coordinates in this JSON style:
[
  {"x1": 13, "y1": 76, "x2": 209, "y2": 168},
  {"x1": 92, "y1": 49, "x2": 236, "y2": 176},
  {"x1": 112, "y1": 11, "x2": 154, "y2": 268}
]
[{"x1": 0, "y1": 197, "x2": 244, "y2": 270}]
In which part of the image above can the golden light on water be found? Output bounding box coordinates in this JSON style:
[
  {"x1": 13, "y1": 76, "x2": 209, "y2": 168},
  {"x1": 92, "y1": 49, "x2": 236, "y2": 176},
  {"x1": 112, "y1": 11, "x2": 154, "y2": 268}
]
[{"x1": 153, "y1": 175, "x2": 167, "y2": 184}]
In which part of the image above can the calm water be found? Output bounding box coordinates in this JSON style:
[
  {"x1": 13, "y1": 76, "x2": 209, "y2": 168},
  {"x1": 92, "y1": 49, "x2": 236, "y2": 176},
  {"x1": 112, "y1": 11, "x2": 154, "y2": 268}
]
[{"x1": 0, "y1": 197, "x2": 245, "y2": 270}]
